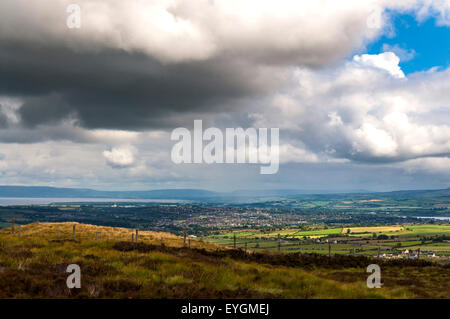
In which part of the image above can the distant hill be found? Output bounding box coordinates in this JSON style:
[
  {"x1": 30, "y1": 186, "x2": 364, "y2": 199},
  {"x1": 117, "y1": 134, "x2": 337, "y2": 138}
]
[
  {"x1": 229, "y1": 189, "x2": 372, "y2": 197},
  {"x1": 377, "y1": 188, "x2": 450, "y2": 198},
  {"x1": 0, "y1": 185, "x2": 448, "y2": 201},
  {"x1": 0, "y1": 186, "x2": 218, "y2": 199},
  {"x1": 286, "y1": 188, "x2": 450, "y2": 201}
]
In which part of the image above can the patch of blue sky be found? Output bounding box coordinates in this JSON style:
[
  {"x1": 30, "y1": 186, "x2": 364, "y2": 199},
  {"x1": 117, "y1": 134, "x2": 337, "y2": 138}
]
[{"x1": 366, "y1": 13, "x2": 450, "y2": 75}]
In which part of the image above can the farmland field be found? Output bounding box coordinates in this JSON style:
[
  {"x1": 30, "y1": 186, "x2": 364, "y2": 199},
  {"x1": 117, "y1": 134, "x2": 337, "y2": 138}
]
[
  {"x1": 204, "y1": 224, "x2": 450, "y2": 258},
  {"x1": 213, "y1": 227, "x2": 344, "y2": 240},
  {"x1": 342, "y1": 226, "x2": 404, "y2": 234}
]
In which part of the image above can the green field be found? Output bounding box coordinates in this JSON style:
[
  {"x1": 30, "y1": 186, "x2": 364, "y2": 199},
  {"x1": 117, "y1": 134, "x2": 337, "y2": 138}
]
[
  {"x1": 204, "y1": 224, "x2": 450, "y2": 257},
  {"x1": 213, "y1": 227, "x2": 343, "y2": 240}
]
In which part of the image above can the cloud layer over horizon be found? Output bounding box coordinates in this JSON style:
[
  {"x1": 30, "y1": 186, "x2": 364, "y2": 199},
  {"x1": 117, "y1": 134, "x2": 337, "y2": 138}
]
[{"x1": 0, "y1": 0, "x2": 449, "y2": 191}]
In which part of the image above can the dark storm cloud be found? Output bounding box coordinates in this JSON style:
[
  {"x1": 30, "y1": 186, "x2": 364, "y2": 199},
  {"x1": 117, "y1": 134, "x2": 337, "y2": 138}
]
[
  {"x1": 0, "y1": 107, "x2": 8, "y2": 127},
  {"x1": 19, "y1": 94, "x2": 74, "y2": 127},
  {"x1": 0, "y1": 43, "x2": 285, "y2": 131},
  {"x1": 0, "y1": 124, "x2": 97, "y2": 143}
]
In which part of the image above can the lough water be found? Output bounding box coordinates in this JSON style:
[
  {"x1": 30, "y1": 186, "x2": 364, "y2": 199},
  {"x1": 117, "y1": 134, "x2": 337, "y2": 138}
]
[
  {"x1": 416, "y1": 216, "x2": 450, "y2": 221},
  {"x1": 0, "y1": 197, "x2": 188, "y2": 205}
]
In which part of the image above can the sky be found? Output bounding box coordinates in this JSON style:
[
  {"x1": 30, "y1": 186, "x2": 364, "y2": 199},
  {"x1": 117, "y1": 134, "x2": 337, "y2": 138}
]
[
  {"x1": 367, "y1": 12, "x2": 450, "y2": 74},
  {"x1": 0, "y1": 0, "x2": 449, "y2": 192}
]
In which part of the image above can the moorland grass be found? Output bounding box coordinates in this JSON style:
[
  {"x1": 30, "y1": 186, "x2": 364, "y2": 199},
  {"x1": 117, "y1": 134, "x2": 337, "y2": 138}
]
[{"x1": 0, "y1": 222, "x2": 447, "y2": 298}]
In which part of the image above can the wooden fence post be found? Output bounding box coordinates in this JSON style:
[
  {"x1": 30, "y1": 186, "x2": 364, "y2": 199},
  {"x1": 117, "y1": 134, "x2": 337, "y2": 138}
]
[
  {"x1": 95, "y1": 232, "x2": 99, "y2": 241},
  {"x1": 135, "y1": 229, "x2": 139, "y2": 243},
  {"x1": 233, "y1": 234, "x2": 236, "y2": 249},
  {"x1": 328, "y1": 242, "x2": 331, "y2": 257},
  {"x1": 72, "y1": 225, "x2": 76, "y2": 241},
  {"x1": 183, "y1": 232, "x2": 187, "y2": 248},
  {"x1": 417, "y1": 248, "x2": 420, "y2": 259},
  {"x1": 58, "y1": 230, "x2": 61, "y2": 240},
  {"x1": 188, "y1": 238, "x2": 191, "y2": 249},
  {"x1": 161, "y1": 237, "x2": 164, "y2": 246},
  {"x1": 277, "y1": 234, "x2": 281, "y2": 254},
  {"x1": 378, "y1": 246, "x2": 381, "y2": 258},
  {"x1": 244, "y1": 242, "x2": 247, "y2": 254}
]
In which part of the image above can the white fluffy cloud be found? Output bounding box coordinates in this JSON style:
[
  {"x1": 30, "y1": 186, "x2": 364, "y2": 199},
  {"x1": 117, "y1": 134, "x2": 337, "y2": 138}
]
[
  {"x1": 0, "y1": 0, "x2": 390, "y2": 65},
  {"x1": 382, "y1": 44, "x2": 416, "y2": 62},
  {"x1": 1, "y1": 0, "x2": 447, "y2": 66},
  {"x1": 252, "y1": 52, "x2": 450, "y2": 164},
  {"x1": 103, "y1": 145, "x2": 137, "y2": 168},
  {"x1": 353, "y1": 52, "x2": 405, "y2": 78},
  {"x1": 411, "y1": 0, "x2": 450, "y2": 26}
]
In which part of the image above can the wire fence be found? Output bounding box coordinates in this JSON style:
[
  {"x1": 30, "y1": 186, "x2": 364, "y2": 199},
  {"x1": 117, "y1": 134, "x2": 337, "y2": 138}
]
[{"x1": 3, "y1": 219, "x2": 434, "y2": 258}]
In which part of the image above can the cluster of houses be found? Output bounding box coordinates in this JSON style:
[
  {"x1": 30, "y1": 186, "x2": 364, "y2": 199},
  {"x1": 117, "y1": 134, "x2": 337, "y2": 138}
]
[{"x1": 376, "y1": 249, "x2": 448, "y2": 259}]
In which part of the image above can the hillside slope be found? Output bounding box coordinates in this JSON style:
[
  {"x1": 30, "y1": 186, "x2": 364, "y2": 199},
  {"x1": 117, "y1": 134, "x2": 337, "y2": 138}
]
[
  {"x1": 0, "y1": 186, "x2": 218, "y2": 199},
  {"x1": 0, "y1": 223, "x2": 447, "y2": 298}
]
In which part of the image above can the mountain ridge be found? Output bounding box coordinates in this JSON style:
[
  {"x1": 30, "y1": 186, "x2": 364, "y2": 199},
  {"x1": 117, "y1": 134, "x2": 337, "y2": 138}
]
[{"x1": 0, "y1": 185, "x2": 448, "y2": 200}]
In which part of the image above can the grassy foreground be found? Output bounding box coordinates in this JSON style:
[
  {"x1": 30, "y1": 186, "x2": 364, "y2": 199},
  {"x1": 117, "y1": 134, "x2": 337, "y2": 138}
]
[{"x1": 0, "y1": 222, "x2": 448, "y2": 298}]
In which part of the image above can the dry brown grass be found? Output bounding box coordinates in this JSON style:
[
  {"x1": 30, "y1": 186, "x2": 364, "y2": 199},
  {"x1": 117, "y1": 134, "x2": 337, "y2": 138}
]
[
  {"x1": 0, "y1": 222, "x2": 444, "y2": 299},
  {"x1": 0, "y1": 222, "x2": 222, "y2": 250}
]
